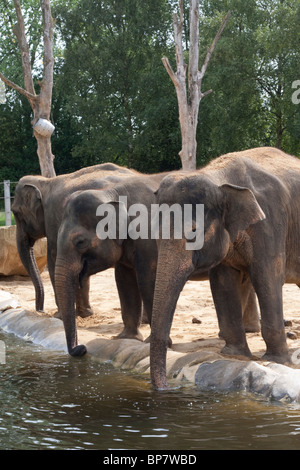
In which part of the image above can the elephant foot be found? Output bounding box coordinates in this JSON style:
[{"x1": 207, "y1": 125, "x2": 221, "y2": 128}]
[
  {"x1": 54, "y1": 307, "x2": 94, "y2": 320},
  {"x1": 76, "y1": 307, "x2": 94, "y2": 318},
  {"x1": 113, "y1": 327, "x2": 144, "y2": 342},
  {"x1": 262, "y1": 351, "x2": 291, "y2": 365},
  {"x1": 221, "y1": 343, "x2": 252, "y2": 358}
]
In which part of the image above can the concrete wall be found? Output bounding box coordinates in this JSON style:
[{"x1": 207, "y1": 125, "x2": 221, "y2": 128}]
[{"x1": 1, "y1": 290, "x2": 300, "y2": 404}]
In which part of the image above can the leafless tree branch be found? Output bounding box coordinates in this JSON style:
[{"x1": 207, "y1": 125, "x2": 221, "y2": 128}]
[
  {"x1": 162, "y1": 1, "x2": 230, "y2": 170},
  {"x1": 2, "y1": 0, "x2": 56, "y2": 177},
  {"x1": 198, "y1": 11, "x2": 231, "y2": 83},
  {"x1": 0, "y1": 72, "x2": 37, "y2": 101},
  {"x1": 13, "y1": 0, "x2": 36, "y2": 97}
]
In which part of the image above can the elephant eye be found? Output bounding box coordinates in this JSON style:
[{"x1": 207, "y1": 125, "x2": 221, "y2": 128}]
[
  {"x1": 12, "y1": 209, "x2": 22, "y2": 223},
  {"x1": 12, "y1": 204, "x2": 21, "y2": 215},
  {"x1": 73, "y1": 235, "x2": 89, "y2": 251}
]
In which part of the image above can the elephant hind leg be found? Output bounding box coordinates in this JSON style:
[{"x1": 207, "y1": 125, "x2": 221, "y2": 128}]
[
  {"x1": 241, "y1": 277, "x2": 260, "y2": 333},
  {"x1": 141, "y1": 305, "x2": 149, "y2": 324},
  {"x1": 76, "y1": 275, "x2": 94, "y2": 318}
]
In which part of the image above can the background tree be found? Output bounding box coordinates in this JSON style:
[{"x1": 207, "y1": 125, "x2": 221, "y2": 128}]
[
  {"x1": 0, "y1": 0, "x2": 299, "y2": 180},
  {"x1": 196, "y1": 0, "x2": 300, "y2": 162},
  {"x1": 54, "y1": 0, "x2": 181, "y2": 173},
  {"x1": 0, "y1": 0, "x2": 56, "y2": 177},
  {"x1": 162, "y1": 0, "x2": 230, "y2": 170}
]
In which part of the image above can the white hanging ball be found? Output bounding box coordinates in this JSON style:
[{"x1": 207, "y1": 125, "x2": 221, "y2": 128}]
[{"x1": 33, "y1": 118, "x2": 55, "y2": 137}]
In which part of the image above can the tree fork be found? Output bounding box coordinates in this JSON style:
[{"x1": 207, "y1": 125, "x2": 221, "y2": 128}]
[
  {"x1": 162, "y1": 0, "x2": 230, "y2": 170},
  {"x1": 1, "y1": 0, "x2": 56, "y2": 178}
]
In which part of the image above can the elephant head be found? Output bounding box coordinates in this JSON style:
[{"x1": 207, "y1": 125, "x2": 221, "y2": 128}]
[
  {"x1": 150, "y1": 173, "x2": 265, "y2": 390},
  {"x1": 12, "y1": 176, "x2": 46, "y2": 312},
  {"x1": 54, "y1": 189, "x2": 126, "y2": 356}
]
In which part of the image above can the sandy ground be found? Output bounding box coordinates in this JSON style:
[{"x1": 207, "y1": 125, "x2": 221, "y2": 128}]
[{"x1": 1, "y1": 268, "x2": 300, "y2": 363}]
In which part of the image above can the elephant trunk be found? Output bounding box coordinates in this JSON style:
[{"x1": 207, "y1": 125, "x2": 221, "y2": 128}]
[
  {"x1": 16, "y1": 224, "x2": 44, "y2": 312},
  {"x1": 55, "y1": 257, "x2": 87, "y2": 357},
  {"x1": 150, "y1": 240, "x2": 194, "y2": 390}
]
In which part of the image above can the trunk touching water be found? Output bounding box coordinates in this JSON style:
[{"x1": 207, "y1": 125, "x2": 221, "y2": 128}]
[
  {"x1": 16, "y1": 227, "x2": 44, "y2": 312},
  {"x1": 55, "y1": 257, "x2": 87, "y2": 357},
  {"x1": 150, "y1": 240, "x2": 194, "y2": 390}
]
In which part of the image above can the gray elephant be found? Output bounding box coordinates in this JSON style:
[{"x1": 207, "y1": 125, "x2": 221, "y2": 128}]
[
  {"x1": 54, "y1": 174, "x2": 167, "y2": 356},
  {"x1": 55, "y1": 171, "x2": 260, "y2": 357},
  {"x1": 150, "y1": 147, "x2": 300, "y2": 390},
  {"x1": 11, "y1": 163, "x2": 136, "y2": 316}
]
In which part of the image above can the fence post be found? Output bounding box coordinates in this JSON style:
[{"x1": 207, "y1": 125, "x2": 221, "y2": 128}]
[{"x1": 4, "y1": 180, "x2": 11, "y2": 226}]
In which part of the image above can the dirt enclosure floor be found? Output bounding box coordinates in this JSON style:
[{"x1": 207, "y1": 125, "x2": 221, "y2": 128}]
[{"x1": 1, "y1": 268, "x2": 300, "y2": 366}]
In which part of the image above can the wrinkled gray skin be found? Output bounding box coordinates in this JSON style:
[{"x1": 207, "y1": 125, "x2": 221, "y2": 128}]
[
  {"x1": 12, "y1": 163, "x2": 136, "y2": 317},
  {"x1": 55, "y1": 172, "x2": 260, "y2": 357},
  {"x1": 54, "y1": 175, "x2": 167, "y2": 356},
  {"x1": 150, "y1": 147, "x2": 300, "y2": 390}
]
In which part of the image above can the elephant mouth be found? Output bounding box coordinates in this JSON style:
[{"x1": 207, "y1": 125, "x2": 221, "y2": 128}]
[
  {"x1": 79, "y1": 259, "x2": 89, "y2": 288},
  {"x1": 78, "y1": 255, "x2": 104, "y2": 286}
]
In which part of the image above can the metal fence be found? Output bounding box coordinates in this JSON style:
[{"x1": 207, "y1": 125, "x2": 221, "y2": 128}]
[{"x1": 0, "y1": 181, "x2": 17, "y2": 226}]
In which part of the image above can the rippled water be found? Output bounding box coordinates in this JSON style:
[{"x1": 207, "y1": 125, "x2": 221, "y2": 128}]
[{"x1": 1, "y1": 330, "x2": 300, "y2": 450}]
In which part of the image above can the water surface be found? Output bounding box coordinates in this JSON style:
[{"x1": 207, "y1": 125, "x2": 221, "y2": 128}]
[{"x1": 1, "y1": 331, "x2": 300, "y2": 450}]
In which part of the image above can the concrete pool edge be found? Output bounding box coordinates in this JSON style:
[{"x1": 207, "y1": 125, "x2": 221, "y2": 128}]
[{"x1": 1, "y1": 290, "x2": 300, "y2": 404}]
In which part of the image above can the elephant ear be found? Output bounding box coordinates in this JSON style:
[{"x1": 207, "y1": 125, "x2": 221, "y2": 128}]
[
  {"x1": 220, "y1": 184, "x2": 266, "y2": 243},
  {"x1": 23, "y1": 184, "x2": 43, "y2": 217}
]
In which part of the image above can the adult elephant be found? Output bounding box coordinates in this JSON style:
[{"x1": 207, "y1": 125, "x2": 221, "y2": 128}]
[
  {"x1": 54, "y1": 174, "x2": 167, "y2": 355},
  {"x1": 12, "y1": 163, "x2": 137, "y2": 316},
  {"x1": 55, "y1": 172, "x2": 260, "y2": 357},
  {"x1": 150, "y1": 147, "x2": 300, "y2": 390}
]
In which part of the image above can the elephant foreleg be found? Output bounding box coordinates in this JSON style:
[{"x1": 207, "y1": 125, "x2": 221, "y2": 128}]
[
  {"x1": 250, "y1": 260, "x2": 289, "y2": 363},
  {"x1": 210, "y1": 264, "x2": 252, "y2": 358},
  {"x1": 114, "y1": 263, "x2": 143, "y2": 341}
]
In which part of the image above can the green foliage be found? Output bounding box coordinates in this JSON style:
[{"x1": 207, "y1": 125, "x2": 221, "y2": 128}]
[
  {"x1": 53, "y1": 0, "x2": 181, "y2": 173},
  {"x1": 0, "y1": 92, "x2": 40, "y2": 181},
  {"x1": 0, "y1": 0, "x2": 299, "y2": 182},
  {"x1": 0, "y1": 212, "x2": 15, "y2": 226},
  {"x1": 197, "y1": 0, "x2": 300, "y2": 163}
]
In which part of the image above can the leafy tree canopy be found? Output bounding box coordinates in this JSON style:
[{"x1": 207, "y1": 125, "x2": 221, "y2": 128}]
[{"x1": 0, "y1": 0, "x2": 299, "y2": 180}]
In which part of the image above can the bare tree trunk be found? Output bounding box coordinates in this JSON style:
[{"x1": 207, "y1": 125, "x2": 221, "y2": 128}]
[
  {"x1": 0, "y1": 0, "x2": 56, "y2": 178},
  {"x1": 162, "y1": 0, "x2": 230, "y2": 170}
]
